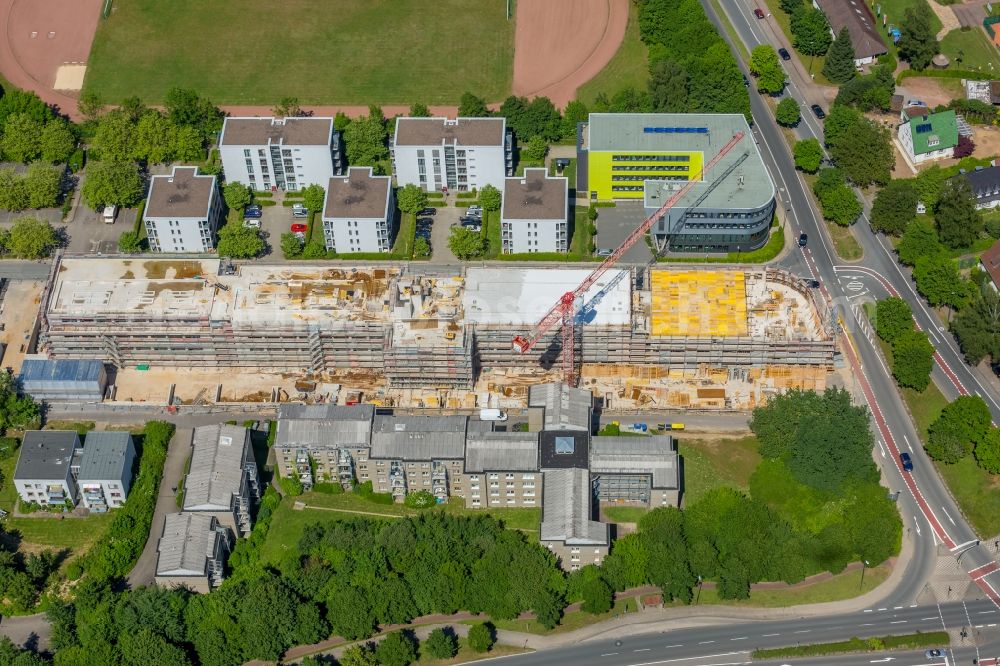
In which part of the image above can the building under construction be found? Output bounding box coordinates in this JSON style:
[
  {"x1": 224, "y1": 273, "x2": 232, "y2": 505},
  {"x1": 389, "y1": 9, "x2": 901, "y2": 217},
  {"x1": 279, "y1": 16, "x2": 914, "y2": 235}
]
[{"x1": 39, "y1": 258, "x2": 835, "y2": 407}]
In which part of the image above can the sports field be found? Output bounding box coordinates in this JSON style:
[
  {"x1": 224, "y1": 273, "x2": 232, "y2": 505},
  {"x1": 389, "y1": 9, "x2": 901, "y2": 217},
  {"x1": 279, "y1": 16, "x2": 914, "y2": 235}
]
[{"x1": 83, "y1": 0, "x2": 514, "y2": 104}]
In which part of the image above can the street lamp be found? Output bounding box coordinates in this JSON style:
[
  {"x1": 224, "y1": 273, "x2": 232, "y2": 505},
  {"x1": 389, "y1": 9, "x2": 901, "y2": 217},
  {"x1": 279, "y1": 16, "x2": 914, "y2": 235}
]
[
  {"x1": 859, "y1": 560, "x2": 870, "y2": 590},
  {"x1": 695, "y1": 574, "x2": 703, "y2": 605}
]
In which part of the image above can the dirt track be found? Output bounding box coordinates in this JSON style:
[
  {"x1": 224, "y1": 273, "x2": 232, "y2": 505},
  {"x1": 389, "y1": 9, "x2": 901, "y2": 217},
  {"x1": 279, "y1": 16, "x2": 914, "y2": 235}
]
[{"x1": 512, "y1": 0, "x2": 629, "y2": 107}]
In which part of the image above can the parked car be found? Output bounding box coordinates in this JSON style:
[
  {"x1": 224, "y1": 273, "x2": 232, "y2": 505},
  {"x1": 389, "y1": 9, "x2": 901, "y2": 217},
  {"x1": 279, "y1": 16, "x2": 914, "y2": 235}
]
[
  {"x1": 290, "y1": 223, "x2": 308, "y2": 233},
  {"x1": 596, "y1": 248, "x2": 613, "y2": 257},
  {"x1": 244, "y1": 207, "x2": 263, "y2": 219},
  {"x1": 417, "y1": 217, "x2": 433, "y2": 225},
  {"x1": 243, "y1": 219, "x2": 261, "y2": 229},
  {"x1": 466, "y1": 205, "x2": 482, "y2": 216},
  {"x1": 810, "y1": 104, "x2": 826, "y2": 119},
  {"x1": 924, "y1": 649, "x2": 942, "y2": 659},
  {"x1": 460, "y1": 217, "x2": 481, "y2": 226},
  {"x1": 292, "y1": 204, "x2": 309, "y2": 219},
  {"x1": 417, "y1": 208, "x2": 436, "y2": 216},
  {"x1": 900, "y1": 452, "x2": 914, "y2": 472},
  {"x1": 754, "y1": 7, "x2": 765, "y2": 18},
  {"x1": 102, "y1": 205, "x2": 118, "y2": 224},
  {"x1": 798, "y1": 233, "x2": 808, "y2": 247},
  {"x1": 778, "y1": 47, "x2": 791, "y2": 61}
]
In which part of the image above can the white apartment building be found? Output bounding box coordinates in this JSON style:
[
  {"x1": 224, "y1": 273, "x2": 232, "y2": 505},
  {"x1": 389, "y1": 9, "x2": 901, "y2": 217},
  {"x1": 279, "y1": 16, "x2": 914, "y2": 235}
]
[
  {"x1": 143, "y1": 167, "x2": 222, "y2": 253},
  {"x1": 219, "y1": 117, "x2": 343, "y2": 192},
  {"x1": 321, "y1": 167, "x2": 395, "y2": 253},
  {"x1": 77, "y1": 432, "x2": 136, "y2": 512},
  {"x1": 501, "y1": 169, "x2": 568, "y2": 254},
  {"x1": 13, "y1": 431, "x2": 80, "y2": 508},
  {"x1": 391, "y1": 117, "x2": 512, "y2": 192}
]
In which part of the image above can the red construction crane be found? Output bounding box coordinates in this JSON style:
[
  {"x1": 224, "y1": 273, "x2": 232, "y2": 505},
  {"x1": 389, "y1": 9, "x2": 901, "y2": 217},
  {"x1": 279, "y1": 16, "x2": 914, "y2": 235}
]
[{"x1": 511, "y1": 131, "x2": 746, "y2": 385}]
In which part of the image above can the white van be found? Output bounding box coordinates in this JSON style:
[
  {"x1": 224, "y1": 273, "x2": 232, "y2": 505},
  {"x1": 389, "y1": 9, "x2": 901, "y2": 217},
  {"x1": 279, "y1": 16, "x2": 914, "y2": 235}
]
[
  {"x1": 479, "y1": 408, "x2": 508, "y2": 422},
  {"x1": 102, "y1": 205, "x2": 117, "y2": 223}
]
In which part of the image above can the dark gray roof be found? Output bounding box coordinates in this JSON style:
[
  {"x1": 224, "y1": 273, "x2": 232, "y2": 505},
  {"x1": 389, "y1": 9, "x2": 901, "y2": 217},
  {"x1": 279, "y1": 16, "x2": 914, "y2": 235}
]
[
  {"x1": 144, "y1": 167, "x2": 216, "y2": 219},
  {"x1": 276, "y1": 404, "x2": 374, "y2": 450},
  {"x1": 156, "y1": 513, "x2": 219, "y2": 577},
  {"x1": 14, "y1": 431, "x2": 80, "y2": 481},
  {"x1": 19, "y1": 359, "x2": 105, "y2": 385},
  {"x1": 394, "y1": 117, "x2": 505, "y2": 147},
  {"x1": 78, "y1": 432, "x2": 134, "y2": 482},
  {"x1": 370, "y1": 415, "x2": 467, "y2": 460},
  {"x1": 540, "y1": 430, "x2": 590, "y2": 470},
  {"x1": 502, "y1": 169, "x2": 567, "y2": 222},
  {"x1": 958, "y1": 165, "x2": 1000, "y2": 204},
  {"x1": 278, "y1": 403, "x2": 375, "y2": 421},
  {"x1": 322, "y1": 168, "x2": 391, "y2": 220},
  {"x1": 220, "y1": 117, "x2": 333, "y2": 147},
  {"x1": 465, "y1": 432, "x2": 539, "y2": 472},
  {"x1": 184, "y1": 425, "x2": 250, "y2": 510},
  {"x1": 590, "y1": 436, "x2": 678, "y2": 489},
  {"x1": 540, "y1": 468, "x2": 608, "y2": 545},
  {"x1": 813, "y1": 0, "x2": 888, "y2": 60},
  {"x1": 529, "y1": 383, "x2": 592, "y2": 431}
]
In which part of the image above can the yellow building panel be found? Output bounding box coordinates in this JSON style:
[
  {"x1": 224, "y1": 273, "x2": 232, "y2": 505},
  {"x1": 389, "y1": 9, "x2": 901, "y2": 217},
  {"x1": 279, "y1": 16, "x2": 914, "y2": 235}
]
[
  {"x1": 650, "y1": 271, "x2": 749, "y2": 337},
  {"x1": 588, "y1": 151, "x2": 704, "y2": 201}
]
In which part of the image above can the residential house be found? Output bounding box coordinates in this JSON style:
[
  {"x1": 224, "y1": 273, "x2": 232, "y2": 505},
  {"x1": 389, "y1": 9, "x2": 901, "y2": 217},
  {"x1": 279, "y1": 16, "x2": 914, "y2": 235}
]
[
  {"x1": 391, "y1": 117, "x2": 513, "y2": 192},
  {"x1": 13, "y1": 431, "x2": 81, "y2": 508},
  {"x1": 143, "y1": 167, "x2": 223, "y2": 253},
  {"x1": 155, "y1": 513, "x2": 229, "y2": 593},
  {"x1": 898, "y1": 110, "x2": 959, "y2": 165},
  {"x1": 954, "y1": 165, "x2": 1000, "y2": 210},
  {"x1": 501, "y1": 169, "x2": 569, "y2": 254},
  {"x1": 980, "y1": 240, "x2": 1000, "y2": 290},
  {"x1": 321, "y1": 167, "x2": 395, "y2": 254},
  {"x1": 463, "y1": 432, "x2": 540, "y2": 509},
  {"x1": 77, "y1": 431, "x2": 136, "y2": 511},
  {"x1": 365, "y1": 415, "x2": 469, "y2": 502},
  {"x1": 273, "y1": 403, "x2": 375, "y2": 489},
  {"x1": 182, "y1": 425, "x2": 260, "y2": 539},
  {"x1": 812, "y1": 0, "x2": 888, "y2": 66}
]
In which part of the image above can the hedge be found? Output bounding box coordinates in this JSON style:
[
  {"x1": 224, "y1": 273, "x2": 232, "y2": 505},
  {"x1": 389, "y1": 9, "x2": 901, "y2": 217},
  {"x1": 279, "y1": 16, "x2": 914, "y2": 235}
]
[
  {"x1": 426, "y1": 191, "x2": 446, "y2": 199},
  {"x1": 456, "y1": 190, "x2": 478, "y2": 199},
  {"x1": 251, "y1": 190, "x2": 274, "y2": 198},
  {"x1": 427, "y1": 201, "x2": 448, "y2": 207},
  {"x1": 131, "y1": 198, "x2": 146, "y2": 236},
  {"x1": 499, "y1": 251, "x2": 597, "y2": 262},
  {"x1": 897, "y1": 69, "x2": 984, "y2": 84},
  {"x1": 752, "y1": 632, "x2": 948, "y2": 659},
  {"x1": 258, "y1": 199, "x2": 278, "y2": 207},
  {"x1": 592, "y1": 201, "x2": 617, "y2": 208},
  {"x1": 659, "y1": 226, "x2": 784, "y2": 264}
]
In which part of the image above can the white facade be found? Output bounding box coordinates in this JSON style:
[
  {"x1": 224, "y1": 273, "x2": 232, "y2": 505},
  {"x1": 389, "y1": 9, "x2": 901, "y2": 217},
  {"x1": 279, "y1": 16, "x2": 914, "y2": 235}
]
[
  {"x1": 143, "y1": 167, "x2": 222, "y2": 253},
  {"x1": 321, "y1": 168, "x2": 395, "y2": 253},
  {"x1": 501, "y1": 169, "x2": 568, "y2": 254},
  {"x1": 77, "y1": 432, "x2": 136, "y2": 512},
  {"x1": 392, "y1": 117, "x2": 511, "y2": 192},
  {"x1": 219, "y1": 117, "x2": 338, "y2": 192},
  {"x1": 13, "y1": 432, "x2": 80, "y2": 508},
  {"x1": 898, "y1": 121, "x2": 955, "y2": 165}
]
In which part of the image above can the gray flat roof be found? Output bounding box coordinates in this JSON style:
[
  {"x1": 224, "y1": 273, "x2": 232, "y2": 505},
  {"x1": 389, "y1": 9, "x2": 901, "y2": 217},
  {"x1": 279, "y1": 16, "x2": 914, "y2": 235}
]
[
  {"x1": 78, "y1": 432, "x2": 133, "y2": 482},
  {"x1": 144, "y1": 167, "x2": 216, "y2": 219},
  {"x1": 502, "y1": 169, "x2": 567, "y2": 222},
  {"x1": 540, "y1": 468, "x2": 608, "y2": 545},
  {"x1": 184, "y1": 425, "x2": 249, "y2": 511},
  {"x1": 394, "y1": 117, "x2": 505, "y2": 147},
  {"x1": 275, "y1": 418, "x2": 372, "y2": 450},
  {"x1": 14, "y1": 431, "x2": 80, "y2": 481},
  {"x1": 465, "y1": 432, "x2": 539, "y2": 472},
  {"x1": 220, "y1": 117, "x2": 333, "y2": 147},
  {"x1": 529, "y1": 383, "x2": 592, "y2": 431},
  {"x1": 156, "y1": 513, "x2": 218, "y2": 577},
  {"x1": 322, "y1": 168, "x2": 391, "y2": 220},
  {"x1": 278, "y1": 403, "x2": 375, "y2": 421},
  {"x1": 370, "y1": 415, "x2": 467, "y2": 460},
  {"x1": 590, "y1": 436, "x2": 678, "y2": 489}
]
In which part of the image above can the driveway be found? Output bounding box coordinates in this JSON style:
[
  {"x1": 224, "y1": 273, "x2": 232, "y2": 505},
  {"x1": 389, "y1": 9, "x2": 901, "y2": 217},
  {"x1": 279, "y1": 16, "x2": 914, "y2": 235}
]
[
  {"x1": 64, "y1": 204, "x2": 135, "y2": 255},
  {"x1": 126, "y1": 426, "x2": 193, "y2": 588},
  {"x1": 430, "y1": 203, "x2": 463, "y2": 264},
  {"x1": 593, "y1": 201, "x2": 653, "y2": 264},
  {"x1": 258, "y1": 200, "x2": 296, "y2": 257},
  {"x1": 0, "y1": 613, "x2": 50, "y2": 652}
]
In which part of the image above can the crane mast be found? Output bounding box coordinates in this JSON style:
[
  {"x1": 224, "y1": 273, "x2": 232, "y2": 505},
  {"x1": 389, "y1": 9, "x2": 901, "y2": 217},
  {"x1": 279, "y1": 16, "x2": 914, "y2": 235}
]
[{"x1": 511, "y1": 131, "x2": 746, "y2": 385}]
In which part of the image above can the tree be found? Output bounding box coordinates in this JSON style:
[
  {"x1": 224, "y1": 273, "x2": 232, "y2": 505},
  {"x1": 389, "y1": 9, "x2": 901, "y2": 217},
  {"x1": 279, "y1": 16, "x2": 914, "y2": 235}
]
[
  {"x1": 898, "y1": 4, "x2": 939, "y2": 71},
  {"x1": 272, "y1": 96, "x2": 302, "y2": 118},
  {"x1": 775, "y1": 97, "x2": 801, "y2": 126},
  {"x1": 302, "y1": 184, "x2": 326, "y2": 212},
  {"x1": 343, "y1": 113, "x2": 389, "y2": 173},
  {"x1": 793, "y1": 138, "x2": 822, "y2": 173},
  {"x1": 92, "y1": 110, "x2": 136, "y2": 162},
  {"x1": 790, "y1": 7, "x2": 832, "y2": 56},
  {"x1": 6, "y1": 217, "x2": 56, "y2": 259},
  {"x1": 467, "y1": 623, "x2": 495, "y2": 653},
  {"x1": 1, "y1": 114, "x2": 43, "y2": 163},
  {"x1": 823, "y1": 27, "x2": 857, "y2": 83},
  {"x1": 847, "y1": 484, "x2": 902, "y2": 565},
  {"x1": 81, "y1": 161, "x2": 144, "y2": 208},
  {"x1": 870, "y1": 180, "x2": 918, "y2": 235},
  {"x1": 891, "y1": 330, "x2": 934, "y2": 391},
  {"x1": 0, "y1": 169, "x2": 28, "y2": 211},
  {"x1": 580, "y1": 576, "x2": 613, "y2": 614},
  {"x1": 459, "y1": 93, "x2": 490, "y2": 118},
  {"x1": 523, "y1": 135, "x2": 548, "y2": 161},
  {"x1": 448, "y1": 227, "x2": 486, "y2": 259},
  {"x1": 749, "y1": 45, "x2": 786, "y2": 94},
  {"x1": 0, "y1": 89, "x2": 52, "y2": 128},
  {"x1": 828, "y1": 113, "x2": 893, "y2": 187},
  {"x1": 649, "y1": 59, "x2": 689, "y2": 112},
  {"x1": 561, "y1": 100, "x2": 590, "y2": 139},
  {"x1": 340, "y1": 645, "x2": 378, "y2": 666},
  {"x1": 823, "y1": 104, "x2": 859, "y2": 148},
  {"x1": 897, "y1": 218, "x2": 944, "y2": 266},
  {"x1": 927, "y1": 395, "x2": 992, "y2": 463},
  {"x1": 39, "y1": 120, "x2": 76, "y2": 164},
  {"x1": 955, "y1": 134, "x2": 975, "y2": 159},
  {"x1": 118, "y1": 230, "x2": 143, "y2": 254},
  {"x1": 835, "y1": 64, "x2": 895, "y2": 112},
  {"x1": 413, "y1": 236, "x2": 431, "y2": 258},
  {"x1": 935, "y1": 177, "x2": 982, "y2": 250},
  {"x1": 423, "y1": 628, "x2": 458, "y2": 659},
  {"x1": 975, "y1": 427, "x2": 1000, "y2": 473},
  {"x1": 913, "y1": 254, "x2": 968, "y2": 309},
  {"x1": 913, "y1": 165, "x2": 950, "y2": 211},
  {"x1": 77, "y1": 91, "x2": 105, "y2": 121},
  {"x1": 479, "y1": 184, "x2": 502, "y2": 211},
  {"x1": 174, "y1": 125, "x2": 205, "y2": 163},
  {"x1": 813, "y1": 169, "x2": 861, "y2": 226},
  {"x1": 164, "y1": 87, "x2": 223, "y2": 140},
  {"x1": 396, "y1": 184, "x2": 428, "y2": 214},
  {"x1": 780, "y1": 0, "x2": 803, "y2": 12},
  {"x1": 281, "y1": 232, "x2": 303, "y2": 258},
  {"x1": 217, "y1": 223, "x2": 265, "y2": 259},
  {"x1": 22, "y1": 163, "x2": 61, "y2": 210},
  {"x1": 132, "y1": 111, "x2": 177, "y2": 164},
  {"x1": 223, "y1": 181, "x2": 252, "y2": 211},
  {"x1": 374, "y1": 631, "x2": 416, "y2": 666},
  {"x1": 952, "y1": 284, "x2": 1000, "y2": 364},
  {"x1": 408, "y1": 102, "x2": 431, "y2": 117},
  {"x1": 874, "y1": 297, "x2": 913, "y2": 343}
]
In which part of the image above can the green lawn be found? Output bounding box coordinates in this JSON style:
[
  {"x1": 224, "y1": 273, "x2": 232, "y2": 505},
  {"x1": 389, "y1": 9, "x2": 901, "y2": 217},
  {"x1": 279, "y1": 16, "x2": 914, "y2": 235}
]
[
  {"x1": 679, "y1": 436, "x2": 761, "y2": 505},
  {"x1": 85, "y1": 0, "x2": 513, "y2": 104},
  {"x1": 935, "y1": 457, "x2": 1000, "y2": 537},
  {"x1": 576, "y1": 2, "x2": 649, "y2": 104},
  {"x1": 695, "y1": 562, "x2": 891, "y2": 607},
  {"x1": 940, "y1": 28, "x2": 1000, "y2": 74},
  {"x1": 394, "y1": 212, "x2": 416, "y2": 259},
  {"x1": 827, "y1": 221, "x2": 863, "y2": 261},
  {"x1": 570, "y1": 206, "x2": 593, "y2": 258},
  {"x1": 6, "y1": 514, "x2": 114, "y2": 552}
]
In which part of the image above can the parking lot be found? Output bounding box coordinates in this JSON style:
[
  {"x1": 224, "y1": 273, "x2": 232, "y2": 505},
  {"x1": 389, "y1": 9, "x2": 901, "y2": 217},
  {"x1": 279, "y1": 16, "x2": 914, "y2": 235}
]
[
  {"x1": 64, "y1": 203, "x2": 135, "y2": 254},
  {"x1": 593, "y1": 201, "x2": 653, "y2": 264},
  {"x1": 256, "y1": 200, "x2": 309, "y2": 256}
]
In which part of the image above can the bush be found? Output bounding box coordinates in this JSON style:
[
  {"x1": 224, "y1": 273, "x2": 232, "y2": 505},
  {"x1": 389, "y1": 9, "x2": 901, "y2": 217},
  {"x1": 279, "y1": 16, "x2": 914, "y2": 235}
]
[
  {"x1": 312, "y1": 482, "x2": 344, "y2": 495},
  {"x1": 424, "y1": 628, "x2": 458, "y2": 659},
  {"x1": 279, "y1": 474, "x2": 304, "y2": 497},
  {"x1": 467, "y1": 622, "x2": 496, "y2": 653}
]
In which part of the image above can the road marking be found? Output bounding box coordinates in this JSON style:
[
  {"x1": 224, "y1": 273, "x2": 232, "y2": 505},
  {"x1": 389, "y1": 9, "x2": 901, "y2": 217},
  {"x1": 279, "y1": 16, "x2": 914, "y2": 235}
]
[
  {"x1": 920, "y1": 617, "x2": 939, "y2": 621},
  {"x1": 635, "y1": 648, "x2": 651, "y2": 652},
  {"x1": 699, "y1": 640, "x2": 716, "y2": 644},
  {"x1": 729, "y1": 637, "x2": 748, "y2": 641},
  {"x1": 979, "y1": 610, "x2": 997, "y2": 614},
  {"x1": 863, "y1": 609, "x2": 873, "y2": 613},
  {"x1": 665, "y1": 645, "x2": 683, "y2": 648},
  {"x1": 761, "y1": 633, "x2": 779, "y2": 637},
  {"x1": 889, "y1": 620, "x2": 908, "y2": 624},
  {"x1": 903, "y1": 434, "x2": 912, "y2": 452},
  {"x1": 793, "y1": 629, "x2": 811, "y2": 634},
  {"x1": 913, "y1": 516, "x2": 921, "y2": 536},
  {"x1": 601, "y1": 653, "x2": 618, "y2": 657},
  {"x1": 941, "y1": 506, "x2": 956, "y2": 526},
  {"x1": 626, "y1": 651, "x2": 748, "y2": 666},
  {"x1": 877, "y1": 440, "x2": 886, "y2": 458},
  {"x1": 877, "y1": 608, "x2": 887, "y2": 611},
  {"x1": 846, "y1": 280, "x2": 864, "y2": 291},
  {"x1": 894, "y1": 606, "x2": 903, "y2": 610},
  {"x1": 860, "y1": 622, "x2": 875, "y2": 626}
]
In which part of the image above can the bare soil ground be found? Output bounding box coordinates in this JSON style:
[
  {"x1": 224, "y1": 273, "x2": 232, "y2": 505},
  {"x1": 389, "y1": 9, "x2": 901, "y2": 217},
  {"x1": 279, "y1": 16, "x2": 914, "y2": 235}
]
[
  {"x1": 0, "y1": 281, "x2": 44, "y2": 374},
  {"x1": 111, "y1": 367, "x2": 307, "y2": 404}
]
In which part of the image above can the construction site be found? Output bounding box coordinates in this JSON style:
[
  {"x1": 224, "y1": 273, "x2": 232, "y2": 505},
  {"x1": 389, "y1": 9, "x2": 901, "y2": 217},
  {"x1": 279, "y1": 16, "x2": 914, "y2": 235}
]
[{"x1": 35, "y1": 257, "x2": 836, "y2": 410}]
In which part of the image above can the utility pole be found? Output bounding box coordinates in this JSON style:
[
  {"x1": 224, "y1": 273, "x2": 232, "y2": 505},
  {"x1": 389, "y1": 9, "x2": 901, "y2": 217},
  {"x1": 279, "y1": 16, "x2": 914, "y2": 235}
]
[
  {"x1": 859, "y1": 560, "x2": 870, "y2": 590},
  {"x1": 695, "y1": 575, "x2": 703, "y2": 605}
]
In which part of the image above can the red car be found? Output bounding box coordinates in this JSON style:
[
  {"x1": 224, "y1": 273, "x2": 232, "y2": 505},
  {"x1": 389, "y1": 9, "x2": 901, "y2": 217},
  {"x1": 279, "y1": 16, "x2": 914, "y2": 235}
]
[
  {"x1": 290, "y1": 223, "x2": 308, "y2": 233},
  {"x1": 754, "y1": 7, "x2": 765, "y2": 18}
]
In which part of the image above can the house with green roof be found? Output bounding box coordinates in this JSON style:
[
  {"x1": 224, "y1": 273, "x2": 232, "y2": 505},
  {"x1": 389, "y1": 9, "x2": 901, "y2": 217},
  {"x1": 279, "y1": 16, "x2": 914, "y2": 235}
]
[{"x1": 898, "y1": 110, "x2": 958, "y2": 165}]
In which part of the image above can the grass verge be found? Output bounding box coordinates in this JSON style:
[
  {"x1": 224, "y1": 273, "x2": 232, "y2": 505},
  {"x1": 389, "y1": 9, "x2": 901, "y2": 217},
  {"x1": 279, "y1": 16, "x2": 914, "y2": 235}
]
[
  {"x1": 393, "y1": 212, "x2": 415, "y2": 259},
  {"x1": 485, "y1": 598, "x2": 638, "y2": 635},
  {"x1": 695, "y1": 563, "x2": 891, "y2": 607},
  {"x1": 827, "y1": 221, "x2": 863, "y2": 261},
  {"x1": 751, "y1": 631, "x2": 948, "y2": 658},
  {"x1": 576, "y1": 2, "x2": 649, "y2": 103}
]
